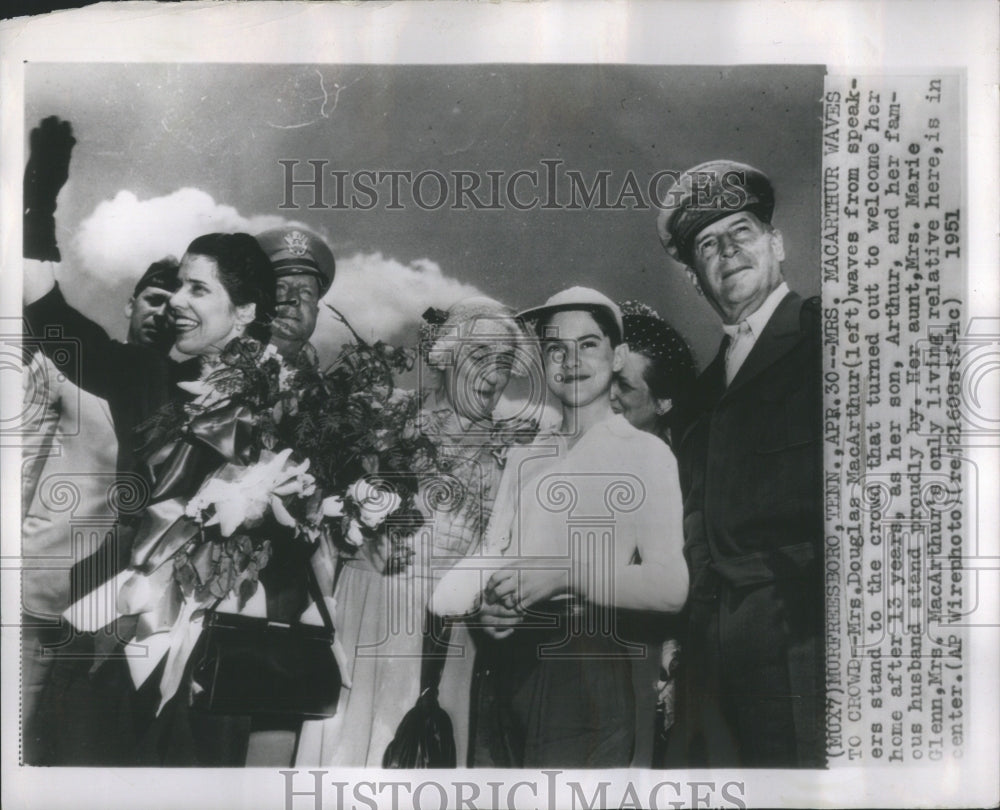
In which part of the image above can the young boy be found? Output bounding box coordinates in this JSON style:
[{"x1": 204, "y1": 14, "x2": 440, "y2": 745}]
[{"x1": 438, "y1": 287, "x2": 689, "y2": 767}]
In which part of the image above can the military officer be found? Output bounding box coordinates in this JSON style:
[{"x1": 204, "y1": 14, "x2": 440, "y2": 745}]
[
  {"x1": 255, "y1": 226, "x2": 335, "y2": 363},
  {"x1": 657, "y1": 160, "x2": 825, "y2": 768}
]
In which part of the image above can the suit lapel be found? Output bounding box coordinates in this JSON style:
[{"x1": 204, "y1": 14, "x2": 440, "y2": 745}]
[
  {"x1": 702, "y1": 342, "x2": 727, "y2": 407},
  {"x1": 722, "y1": 291, "x2": 803, "y2": 401}
]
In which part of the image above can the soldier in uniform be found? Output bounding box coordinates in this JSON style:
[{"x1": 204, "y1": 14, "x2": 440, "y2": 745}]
[
  {"x1": 657, "y1": 161, "x2": 825, "y2": 767},
  {"x1": 255, "y1": 226, "x2": 335, "y2": 365}
]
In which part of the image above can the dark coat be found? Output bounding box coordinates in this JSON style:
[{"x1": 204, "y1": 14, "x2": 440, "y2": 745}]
[
  {"x1": 24, "y1": 283, "x2": 197, "y2": 478},
  {"x1": 676, "y1": 289, "x2": 825, "y2": 768},
  {"x1": 25, "y1": 284, "x2": 199, "y2": 589},
  {"x1": 24, "y1": 286, "x2": 307, "y2": 765}
]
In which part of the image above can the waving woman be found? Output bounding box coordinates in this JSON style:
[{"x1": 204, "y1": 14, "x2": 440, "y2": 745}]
[{"x1": 22, "y1": 118, "x2": 298, "y2": 765}]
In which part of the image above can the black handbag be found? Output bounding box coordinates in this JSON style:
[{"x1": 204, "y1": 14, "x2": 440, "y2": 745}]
[{"x1": 189, "y1": 563, "x2": 341, "y2": 719}]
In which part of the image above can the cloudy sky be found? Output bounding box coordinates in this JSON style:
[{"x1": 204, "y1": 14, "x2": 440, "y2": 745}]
[{"x1": 26, "y1": 63, "x2": 824, "y2": 367}]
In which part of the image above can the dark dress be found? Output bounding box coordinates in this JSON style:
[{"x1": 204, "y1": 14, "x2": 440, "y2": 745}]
[{"x1": 25, "y1": 287, "x2": 309, "y2": 766}]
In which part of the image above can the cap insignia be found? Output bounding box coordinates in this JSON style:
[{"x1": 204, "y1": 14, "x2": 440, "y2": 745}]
[{"x1": 284, "y1": 230, "x2": 310, "y2": 257}]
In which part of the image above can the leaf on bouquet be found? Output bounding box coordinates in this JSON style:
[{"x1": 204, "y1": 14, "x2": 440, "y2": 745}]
[
  {"x1": 208, "y1": 572, "x2": 228, "y2": 600},
  {"x1": 389, "y1": 506, "x2": 425, "y2": 536},
  {"x1": 261, "y1": 428, "x2": 278, "y2": 451},
  {"x1": 186, "y1": 543, "x2": 213, "y2": 585},
  {"x1": 238, "y1": 576, "x2": 259, "y2": 610},
  {"x1": 254, "y1": 539, "x2": 272, "y2": 571},
  {"x1": 232, "y1": 538, "x2": 252, "y2": 571},
  {"x1": 174, "y1": 558, "x2": 198, "y2": 596},
  {"x1": 209, "y1": 554, "x2": 236, "y2": 599}
]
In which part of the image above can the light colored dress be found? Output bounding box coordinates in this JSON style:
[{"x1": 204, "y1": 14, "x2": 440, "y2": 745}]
[{"x1": 296, "y1": 398, "x2": 506, "y2": 766}]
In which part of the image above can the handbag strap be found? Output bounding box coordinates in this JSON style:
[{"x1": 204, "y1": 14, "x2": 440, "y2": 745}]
[
  {"x1": 305, "y1": 557, "x2": 335, "y2": 633},
  {"x1": 200, "y1": 545, "x2": 335, "y2": 633},
  {"x1": 419, "y1": 610, "x2": 453, "y2": 695}
]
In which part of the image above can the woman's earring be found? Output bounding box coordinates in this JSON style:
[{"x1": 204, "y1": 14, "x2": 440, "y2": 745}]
[{"x1": 655, "y1": 398, "x2": 673, "y2": 416}]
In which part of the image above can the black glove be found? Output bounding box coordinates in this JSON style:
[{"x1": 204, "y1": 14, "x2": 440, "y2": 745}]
[{"x1": 23, "y1": 116, "x2": 75, "y2": 262}]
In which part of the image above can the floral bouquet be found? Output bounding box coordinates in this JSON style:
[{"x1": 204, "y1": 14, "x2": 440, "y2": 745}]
[
  {"x1": 133, "y1": 321, "x2": 445, "y2": 614},
  {"x1": 275, "y1": 332, "x2": 440, "y2": 574},
  {"x1": 110, "y1": 335, "x2": 428, "y2": 597},
  {"x1": 178, "y1": 447, "x2": 319, "y2": 607},
  {"x1": 73, "y1": 325, "x2": 450, "y2": 709}
]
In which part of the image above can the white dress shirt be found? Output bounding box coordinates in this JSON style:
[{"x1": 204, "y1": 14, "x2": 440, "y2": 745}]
[{"x1": 721, "y1": 281, "x2": 789, "y2": 385}]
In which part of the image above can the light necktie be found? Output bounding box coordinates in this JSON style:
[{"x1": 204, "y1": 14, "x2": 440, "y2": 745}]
[{"x1": 725, "y1": 320, "x2": 753, "y2": 385}]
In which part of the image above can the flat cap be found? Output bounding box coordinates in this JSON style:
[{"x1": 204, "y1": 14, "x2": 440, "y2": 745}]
[
  {"x1": 255, "y1": 226, "x2": 335, "y2": 294},
  {"x1": 656, "y1": 160, "x2": 775, "y2": 266}
]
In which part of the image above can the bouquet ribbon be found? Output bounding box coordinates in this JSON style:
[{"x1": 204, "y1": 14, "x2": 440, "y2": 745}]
[{"x1": 64, "y1": 399, "x2": 262, "y2": 710}]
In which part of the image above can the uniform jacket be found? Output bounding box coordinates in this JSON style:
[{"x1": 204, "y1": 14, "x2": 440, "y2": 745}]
[
  {"x1": 678, "y1": 289, "x2": 823, "y2": 599},
  {"x1": 675, "y1": 288, "x2": 825, "y2": 767}
]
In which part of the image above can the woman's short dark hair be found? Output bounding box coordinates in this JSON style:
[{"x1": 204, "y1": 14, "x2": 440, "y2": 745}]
[
  {"x1": 535, "y1": 305, "x2": 622, "y2": 347},
  {"x1": 622, "y1": 310, "x2": 696, "y2": 443},
  {"x1": 185, "y1": 232, "x2": 275, "y2": 343}
]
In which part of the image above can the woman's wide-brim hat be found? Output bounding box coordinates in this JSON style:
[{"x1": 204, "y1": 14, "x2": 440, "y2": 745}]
[{"x1": 518, "y1": 286, "x2": 623, "y2": 343}]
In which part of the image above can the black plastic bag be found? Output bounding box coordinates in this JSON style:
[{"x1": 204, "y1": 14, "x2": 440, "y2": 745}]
[
  {"x1": 382, "y1": 686, "x2": 457, "y2": 768},
  {"x1": 382, "y1": 612, "x2": 457, "y2": 768}
]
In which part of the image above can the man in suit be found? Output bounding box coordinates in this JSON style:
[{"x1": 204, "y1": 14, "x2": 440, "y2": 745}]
[{"x1": 657, "y1": 161, "x2": 824, "y2": 767}]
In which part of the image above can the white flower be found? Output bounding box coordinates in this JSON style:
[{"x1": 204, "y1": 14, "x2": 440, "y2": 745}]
[
  {"x1": 188, "y1": 477, "x2": 259, "y2": 537},
  {"x1": 270, "y1": 494, "x2": 297, "y2": 528},
  {"x1": 176, "y1": 377, "x2": 229, "y2": 411},
  {"x1": 345, "y1": 519, "x2": 366, "y2": 547},
  {"x1": 277, "y1": 361, "x2": 294, "y2": 392},
  {"x1": 321, "y1": 496, "x2": 345, "y2": 517},
  {"x1": 185, "y1": 448, "x2": 316, "y2": 537},
  {"x1": 345, "y1": 478, "x2": 402, "y2": 529}
]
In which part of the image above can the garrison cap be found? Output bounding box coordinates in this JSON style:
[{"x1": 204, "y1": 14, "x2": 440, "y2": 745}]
[
  {"x1": 656, "y1": 160, "x2": 775, "y2": 266},
  {"x1": 133, "y1": 256, "x2": 181, "y2": 296},
  {"x1": 255, "y1": 226, "x2": 335, "y2": 294}
]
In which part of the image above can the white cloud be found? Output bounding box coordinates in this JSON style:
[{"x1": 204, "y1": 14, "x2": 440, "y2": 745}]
[
  {"x1": 66, "y1": 187, "x2": 484, "y2": 355},
  {"x1": 318, "y1": 251, "x2": 482, "y2": 349},
  {"x1": 70, "y1": 187, "x2": 295, "y2": 288}
]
